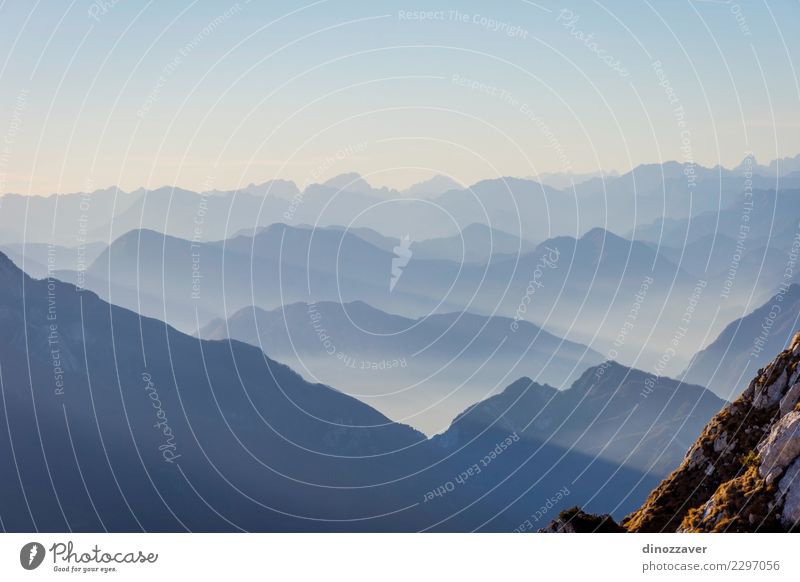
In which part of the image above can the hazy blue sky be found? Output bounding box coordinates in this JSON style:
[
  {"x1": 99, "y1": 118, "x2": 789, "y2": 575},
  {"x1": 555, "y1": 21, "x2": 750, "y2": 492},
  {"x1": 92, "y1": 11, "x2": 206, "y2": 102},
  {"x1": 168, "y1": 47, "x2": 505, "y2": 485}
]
[{"x1": 0, "y1": 0, "x2": 798, "y2": 194}]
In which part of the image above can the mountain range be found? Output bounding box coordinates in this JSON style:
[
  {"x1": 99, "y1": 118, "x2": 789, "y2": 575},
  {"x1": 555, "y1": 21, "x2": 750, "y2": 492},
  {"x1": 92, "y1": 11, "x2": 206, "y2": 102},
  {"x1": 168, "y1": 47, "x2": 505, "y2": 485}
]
[
  {"x1": 0, "y1": 249, "x2": 724, "y2": 531},
  {"x1": 7, "y1": 158, "x2": 800, "y2": 247},
  {"x1": 682, "y1": 284, "x2": 800, "y2": 400},
  {"x1": 4, "y1": 157, "x2": 800, "y2": 532},
  {"x1": 197, "y1": 299, "x2": 604, "y2": 434},
  {"x1": 46, "y1": 221, "x2": 750, "y2": 377},
  {"x1": 543, "y1": 331, "x2": 800, "y2": 532}
]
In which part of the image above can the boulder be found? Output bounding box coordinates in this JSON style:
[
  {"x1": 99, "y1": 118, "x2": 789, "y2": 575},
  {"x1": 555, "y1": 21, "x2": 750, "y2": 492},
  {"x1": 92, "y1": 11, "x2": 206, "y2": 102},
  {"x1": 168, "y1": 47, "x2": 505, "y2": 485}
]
[
  {"x1": 754, "y1": 369, "x2": 788, "y2": 409},
  {"x1": 778, "y1": 458, "x2": 800, "y2": 528},
  {"x1": 779, "y1": 382, "x2": 800, "y2": 417},
  {"x1": 757, "y1": 411, "x2": 800, "y2": 480}
]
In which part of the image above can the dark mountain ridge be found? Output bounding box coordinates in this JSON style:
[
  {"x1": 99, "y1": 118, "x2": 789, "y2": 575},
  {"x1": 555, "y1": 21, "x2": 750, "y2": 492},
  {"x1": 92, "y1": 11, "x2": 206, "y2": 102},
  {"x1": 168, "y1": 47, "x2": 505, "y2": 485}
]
[{"x1": 0, "y1": 250, "x2": 724, "y2": 531}]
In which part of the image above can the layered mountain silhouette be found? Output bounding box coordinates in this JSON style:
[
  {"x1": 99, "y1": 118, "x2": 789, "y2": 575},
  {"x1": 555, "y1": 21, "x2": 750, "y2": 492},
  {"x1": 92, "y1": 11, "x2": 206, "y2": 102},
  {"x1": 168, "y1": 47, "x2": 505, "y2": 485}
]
[
  {"x1": 52, "y1": 222, "x2": 718, "y2": 376},
  {"x1": 438, "y1": 362, "x2": 724, "y2": 476},
  {"x1": 0, "y1": 186, "x2": 287, "y2": 247},
  {"x1": 543, "y1": 332, "x2": 800, "y2": 532},
  {"x1": 8, "y1": 160, "x2": 799, "y2": 247},
  {"x1": 0, "y1": 250, "x2": 724, "y2": 531},
  {"x1": 0, "y1": 241, "x2": 106, "y2": 280},
  {"x1": 408, "y1": 223, "x2": 537, "y2": 264},
  {"x1": 634, "y1": 188, "x2": 800, "y2": 258},
  {"x1": 6, "y1": 158, "x2": 797, "y2": 533},
  {"x1": 0, "y1": 249, "x2": 435, "y2": 532},
  {"x1": 682, "y1": 284, "x2": 800, "y2": 400},
  {"x1": 54, "y1": 223, "x2": 458, "y2": 332},
  {"x1": 197, "y1": 300, "x2": 604, "y2": 434}
]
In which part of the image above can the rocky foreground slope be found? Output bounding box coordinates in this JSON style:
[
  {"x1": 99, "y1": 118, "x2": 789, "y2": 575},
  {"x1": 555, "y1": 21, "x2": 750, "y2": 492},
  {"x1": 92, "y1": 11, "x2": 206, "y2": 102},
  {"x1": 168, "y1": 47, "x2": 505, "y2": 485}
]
[{"x1": 543, "y1": 332, "x2": 800, "y2": 533}]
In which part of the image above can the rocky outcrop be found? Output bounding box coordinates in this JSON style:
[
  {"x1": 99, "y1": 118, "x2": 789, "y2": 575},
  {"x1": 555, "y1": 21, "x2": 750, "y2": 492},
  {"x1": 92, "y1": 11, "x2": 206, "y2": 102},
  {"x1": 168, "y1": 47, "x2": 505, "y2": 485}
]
[
  {"x1": 779, "y1": 459, "x2": 800, "y2": 526},
  {"x1": 543, "y1": 331, "x2": 800, "y2": 533},
  {"x1": 758, "y1": 412, "x2": 800, "y2": 483},
  {"x1": 537, "y1": 507, "x2": 625, "y2": 533}
]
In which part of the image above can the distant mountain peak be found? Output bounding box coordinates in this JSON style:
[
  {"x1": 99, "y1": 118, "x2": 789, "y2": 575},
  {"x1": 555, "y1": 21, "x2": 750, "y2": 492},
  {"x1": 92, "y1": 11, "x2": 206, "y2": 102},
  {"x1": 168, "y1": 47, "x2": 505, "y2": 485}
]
[
  {"x1": 734, "y1": 154, "x2": 758, "y2": 172},
  {"x1": 321, "y1": 172, "x2": 374, "y2": 194},
  {"x1": 259, "y1": 221, "x2": 292, "y2": 234},
  {"x1": 582, "y1": 226, "x2": 622, "y2": 241},
  {"x1": 402, "y1": 175, "x2": 463, "y2": 198}
]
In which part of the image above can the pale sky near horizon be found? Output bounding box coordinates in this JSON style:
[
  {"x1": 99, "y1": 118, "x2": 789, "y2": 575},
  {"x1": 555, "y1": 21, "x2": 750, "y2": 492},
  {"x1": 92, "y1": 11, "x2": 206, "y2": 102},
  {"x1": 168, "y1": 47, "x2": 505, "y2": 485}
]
[{"x1": 0, "y1": 0, "x2": 798, "y2": 195}]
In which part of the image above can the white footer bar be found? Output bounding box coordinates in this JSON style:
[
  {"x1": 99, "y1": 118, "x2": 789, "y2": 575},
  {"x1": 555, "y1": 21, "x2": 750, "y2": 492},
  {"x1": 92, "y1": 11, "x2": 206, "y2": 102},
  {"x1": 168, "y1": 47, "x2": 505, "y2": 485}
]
[{"x1": 1, "y1": 533, "x2": 795, "y2": 581}]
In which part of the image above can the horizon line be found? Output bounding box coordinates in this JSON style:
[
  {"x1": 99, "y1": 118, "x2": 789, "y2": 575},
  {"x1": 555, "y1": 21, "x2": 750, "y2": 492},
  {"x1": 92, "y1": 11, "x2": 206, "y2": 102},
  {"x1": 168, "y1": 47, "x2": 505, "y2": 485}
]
[{"x1": 3, "y1": 152, "x2": 799, "y2": 198}]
